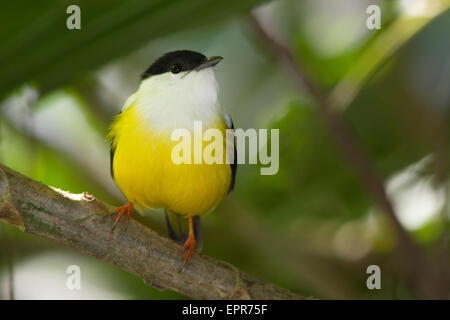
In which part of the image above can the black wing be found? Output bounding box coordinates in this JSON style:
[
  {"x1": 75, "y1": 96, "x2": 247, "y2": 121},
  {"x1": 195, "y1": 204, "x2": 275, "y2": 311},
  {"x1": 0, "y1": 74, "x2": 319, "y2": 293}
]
[
  {"x1": 110, "y1": 146, "x2": 115, "y2": 180},
  {"x1": 109, "y1": 111, "x2": 121, "y2": 181},
  {"x1": 227, "y1": 115, "x2": 237, "y2": 194}
]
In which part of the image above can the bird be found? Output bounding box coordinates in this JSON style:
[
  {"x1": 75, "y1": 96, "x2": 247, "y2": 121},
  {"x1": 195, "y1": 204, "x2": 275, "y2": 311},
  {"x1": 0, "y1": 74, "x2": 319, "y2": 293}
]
[{"x1": 108, "y1": 50, "x2": 236, "y2": 264}]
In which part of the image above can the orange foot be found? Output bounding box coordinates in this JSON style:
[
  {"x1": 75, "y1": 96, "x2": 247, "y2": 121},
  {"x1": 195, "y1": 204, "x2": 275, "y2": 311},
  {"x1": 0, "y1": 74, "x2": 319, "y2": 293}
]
[
  {"x1": 110, "y1": 201, "x2": 134, "y2": 231},
  {"x1": 182, "y1": 216, "x2": 196, "y2": 265}
]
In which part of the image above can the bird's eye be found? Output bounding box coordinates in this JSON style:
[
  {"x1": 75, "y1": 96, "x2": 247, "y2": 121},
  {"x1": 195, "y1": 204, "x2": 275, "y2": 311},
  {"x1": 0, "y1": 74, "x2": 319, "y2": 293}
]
[{"x1": 171, "y1": 64, "x2": 182, "y2": 74}]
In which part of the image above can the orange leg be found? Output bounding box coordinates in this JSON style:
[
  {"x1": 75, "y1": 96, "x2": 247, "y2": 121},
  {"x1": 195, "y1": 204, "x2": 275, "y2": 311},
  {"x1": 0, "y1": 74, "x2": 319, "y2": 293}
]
[
  {"x1": 110, "y1": 201, "x2": 134, "y2": 231},
  {"x1": 182, "y1": 216, "x2": 196, "y2": 265}
]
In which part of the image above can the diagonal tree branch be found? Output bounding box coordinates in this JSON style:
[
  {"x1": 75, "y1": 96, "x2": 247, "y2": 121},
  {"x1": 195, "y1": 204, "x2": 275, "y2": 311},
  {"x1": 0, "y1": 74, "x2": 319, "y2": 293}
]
[
  {"x1": 249, "y1": 14, "x2": 448, "y2": 299},
  {"x1": 0, "y1": 163, "x2": 304, "y2": 300}
]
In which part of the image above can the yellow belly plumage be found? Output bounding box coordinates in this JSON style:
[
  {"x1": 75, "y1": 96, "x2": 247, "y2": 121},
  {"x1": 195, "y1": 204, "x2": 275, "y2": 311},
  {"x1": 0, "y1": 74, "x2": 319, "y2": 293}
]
[{"x1": 109, "y1": 105, "x2": 231, "y2": 217}]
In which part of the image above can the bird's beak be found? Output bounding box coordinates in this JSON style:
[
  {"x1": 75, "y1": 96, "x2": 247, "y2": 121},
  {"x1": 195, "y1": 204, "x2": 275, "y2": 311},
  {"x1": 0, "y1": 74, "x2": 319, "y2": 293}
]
[{"x1": 195, "y1": 56, "x2": 223, "y2": 71}]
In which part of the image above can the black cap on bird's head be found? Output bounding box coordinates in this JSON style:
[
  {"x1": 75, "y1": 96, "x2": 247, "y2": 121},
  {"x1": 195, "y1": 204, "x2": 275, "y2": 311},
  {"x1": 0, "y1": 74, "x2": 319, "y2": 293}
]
[{"x1": 141, "y1": 50, "x2": 223, "y2": 79}]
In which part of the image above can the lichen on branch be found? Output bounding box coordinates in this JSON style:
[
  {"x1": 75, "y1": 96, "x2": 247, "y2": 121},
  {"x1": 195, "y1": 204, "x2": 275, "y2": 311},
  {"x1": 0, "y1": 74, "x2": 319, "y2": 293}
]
[{"x1": 0, "y1": 163, "x2": 303, "y2": 300}]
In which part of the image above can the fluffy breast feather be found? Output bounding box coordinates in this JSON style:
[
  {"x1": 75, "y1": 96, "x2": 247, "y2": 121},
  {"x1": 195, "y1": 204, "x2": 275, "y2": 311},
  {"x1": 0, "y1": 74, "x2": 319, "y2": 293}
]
[{"x1": 109, "y1": 104, "x2": 231, "y2": 216}]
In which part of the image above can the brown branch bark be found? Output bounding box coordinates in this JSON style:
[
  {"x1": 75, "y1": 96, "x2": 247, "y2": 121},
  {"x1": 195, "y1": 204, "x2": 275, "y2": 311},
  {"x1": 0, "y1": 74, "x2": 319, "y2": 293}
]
[
  {"x1": 249, "y1": 14, "x2": 448, "y2": 299},
  {"x1": 0, "y1": 163, "x2": 303, "y2": 300}
]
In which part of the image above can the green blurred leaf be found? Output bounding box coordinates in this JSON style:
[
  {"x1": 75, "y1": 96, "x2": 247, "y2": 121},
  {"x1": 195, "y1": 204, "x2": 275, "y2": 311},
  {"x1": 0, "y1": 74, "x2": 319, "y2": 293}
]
[
  {"x1": 0, "y1": 0, "x2": 267, "y2": 99},
  {"x1": 329, "y1": 3, "x2": 449, "y2": 112},
  {"x1": 237, "y1": 101, "x2": 370, "y2": 223}
]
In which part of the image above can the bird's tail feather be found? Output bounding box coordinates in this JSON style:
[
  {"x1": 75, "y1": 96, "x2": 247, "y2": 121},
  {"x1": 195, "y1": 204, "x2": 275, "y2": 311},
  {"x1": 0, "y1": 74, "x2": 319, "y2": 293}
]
[{"x1": 164, "y1": 210, "x2": 203, "y2": 251}]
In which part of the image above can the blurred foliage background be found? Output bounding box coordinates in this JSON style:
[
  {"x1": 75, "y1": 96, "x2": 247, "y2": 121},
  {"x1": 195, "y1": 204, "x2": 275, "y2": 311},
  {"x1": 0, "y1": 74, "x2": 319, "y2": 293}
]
[{"x1": 0, "y1": 0, "x2": 449, "y2": 299}]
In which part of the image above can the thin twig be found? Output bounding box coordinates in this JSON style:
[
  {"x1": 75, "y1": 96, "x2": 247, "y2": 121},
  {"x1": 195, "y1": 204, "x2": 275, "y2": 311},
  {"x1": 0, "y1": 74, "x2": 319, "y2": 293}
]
[
  {"x1": 1, "y1": 224, "x2": 15, "y2": 300},
  {"x1": 249, "y1": 14, "x2": 447, "y2": 299},
  {"x1": 6, "y1": 242, "x2": 14, "y2": 300}
]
